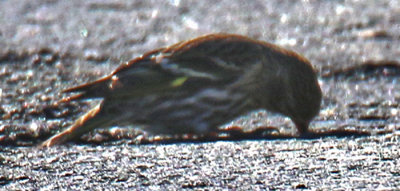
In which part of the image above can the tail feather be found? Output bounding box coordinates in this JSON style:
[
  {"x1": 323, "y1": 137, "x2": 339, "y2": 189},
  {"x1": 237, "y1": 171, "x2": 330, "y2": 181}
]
[
  {"x1": 40, "y1": 102, "x2": 105, "y2": 147},
  {"x1": 61, "y1": 75, "x2": 112, "y2": 101}
]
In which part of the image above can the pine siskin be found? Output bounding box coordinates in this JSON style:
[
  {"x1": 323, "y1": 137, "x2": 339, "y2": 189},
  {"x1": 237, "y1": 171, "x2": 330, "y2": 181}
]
[{"x1": 41, "y1": 33, "x2": 322, "y2": 147}]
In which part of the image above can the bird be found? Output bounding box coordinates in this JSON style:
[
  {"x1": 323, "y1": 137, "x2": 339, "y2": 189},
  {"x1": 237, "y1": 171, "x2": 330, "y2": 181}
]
[{"x1": 41, "y1": 33, "x2": 322, "y2": 147}]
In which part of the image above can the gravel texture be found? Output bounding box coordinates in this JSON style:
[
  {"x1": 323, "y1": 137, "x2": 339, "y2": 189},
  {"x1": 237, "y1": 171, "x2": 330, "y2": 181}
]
[{"x1": 1, "y1": 0, "x2": 400, "y2": 190}]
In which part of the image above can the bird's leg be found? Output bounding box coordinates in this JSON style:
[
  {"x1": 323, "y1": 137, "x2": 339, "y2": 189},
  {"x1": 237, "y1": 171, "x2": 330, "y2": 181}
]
[{"x1": 294, "y1": 120, "x2": 312, "y2": 138}]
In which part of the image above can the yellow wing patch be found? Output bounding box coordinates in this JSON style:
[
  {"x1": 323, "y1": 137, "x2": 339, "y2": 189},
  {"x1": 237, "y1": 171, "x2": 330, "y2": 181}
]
[{"x1": 170, "y1": 76, "x2": 188, "y2": 87}]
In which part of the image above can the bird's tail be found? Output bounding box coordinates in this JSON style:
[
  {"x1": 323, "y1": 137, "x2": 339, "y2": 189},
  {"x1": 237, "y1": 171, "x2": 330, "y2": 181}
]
[
  {"x1": 60, "y1": 75, "x2": 113, "y2": 102},
  {"x1": 40, "y1": 102, "x2": 107, "y2": 147}
]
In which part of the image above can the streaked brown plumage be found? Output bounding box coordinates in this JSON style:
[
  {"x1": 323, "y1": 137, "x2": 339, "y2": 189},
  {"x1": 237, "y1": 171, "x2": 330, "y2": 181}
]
[{"x1": 41, "y1": 33, "x2": 322, "y2": 147}]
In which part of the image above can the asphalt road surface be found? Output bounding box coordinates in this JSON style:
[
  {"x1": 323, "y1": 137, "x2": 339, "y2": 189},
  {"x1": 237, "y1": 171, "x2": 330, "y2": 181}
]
[{"x1": 1, "y1": 0, "x2": 400, "y2": 190}]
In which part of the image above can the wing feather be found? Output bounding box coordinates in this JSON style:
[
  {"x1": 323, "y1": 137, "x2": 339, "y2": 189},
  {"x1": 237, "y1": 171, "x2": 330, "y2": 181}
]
[{"x1": 62, "y1": 34, "x2": 284, "y2": 102}]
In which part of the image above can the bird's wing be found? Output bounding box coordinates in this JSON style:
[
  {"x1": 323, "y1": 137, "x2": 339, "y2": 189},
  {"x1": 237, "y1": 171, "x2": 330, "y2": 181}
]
[{"x1": 61, "y1": 34, "x2": 270, "y2": 102}]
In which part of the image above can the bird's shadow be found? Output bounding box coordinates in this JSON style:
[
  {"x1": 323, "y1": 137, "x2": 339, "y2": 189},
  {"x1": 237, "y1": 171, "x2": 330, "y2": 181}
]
[{"x1": 81, "y1": 126, "x2": 384, "y2": 146}]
